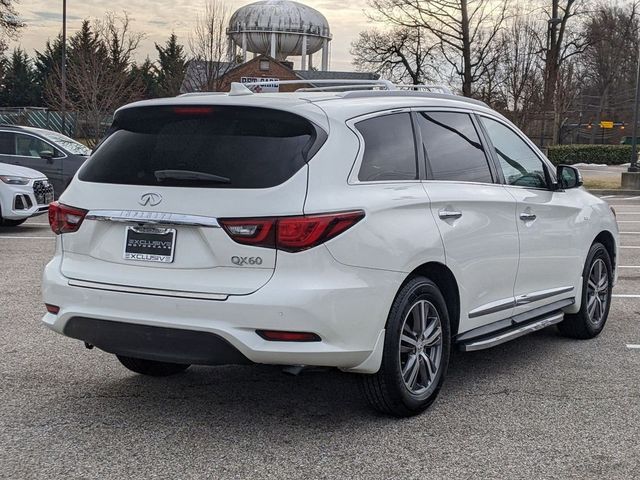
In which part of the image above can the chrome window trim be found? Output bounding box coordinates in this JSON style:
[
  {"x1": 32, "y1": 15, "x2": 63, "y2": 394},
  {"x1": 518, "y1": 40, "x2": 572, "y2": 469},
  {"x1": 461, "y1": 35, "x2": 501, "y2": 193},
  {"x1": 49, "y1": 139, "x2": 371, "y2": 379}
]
[
  {"x1": 85, "y1": 210, "x2": 221, "y2": 228},
  {"x1": 0, "y1": 129, "x2": 68, "y2": 159}
]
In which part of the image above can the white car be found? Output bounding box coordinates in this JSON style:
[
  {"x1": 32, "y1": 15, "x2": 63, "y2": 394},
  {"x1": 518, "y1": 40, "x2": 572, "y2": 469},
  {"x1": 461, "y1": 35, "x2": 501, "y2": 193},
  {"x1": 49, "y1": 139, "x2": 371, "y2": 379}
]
[
  {"x1": 0, "y1": 162, "x2": 53, "y2": 226},
  {"x1": 42, "y1": 81, "x2": 619, "y2": 416}
]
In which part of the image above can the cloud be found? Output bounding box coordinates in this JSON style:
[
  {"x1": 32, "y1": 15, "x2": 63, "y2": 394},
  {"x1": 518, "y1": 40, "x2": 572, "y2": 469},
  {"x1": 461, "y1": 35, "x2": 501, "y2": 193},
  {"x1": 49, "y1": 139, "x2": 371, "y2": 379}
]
[{"x1": 9, "y1": 0, "x2": 374, "y2": 71}]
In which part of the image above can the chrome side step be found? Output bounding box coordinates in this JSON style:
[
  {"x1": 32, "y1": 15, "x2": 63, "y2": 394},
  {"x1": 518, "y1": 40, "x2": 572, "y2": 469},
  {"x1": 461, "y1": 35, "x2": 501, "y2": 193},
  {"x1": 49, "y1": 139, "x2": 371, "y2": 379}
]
[{"x1": 458, "y1": 312, "x2": 564, "y2": 352}]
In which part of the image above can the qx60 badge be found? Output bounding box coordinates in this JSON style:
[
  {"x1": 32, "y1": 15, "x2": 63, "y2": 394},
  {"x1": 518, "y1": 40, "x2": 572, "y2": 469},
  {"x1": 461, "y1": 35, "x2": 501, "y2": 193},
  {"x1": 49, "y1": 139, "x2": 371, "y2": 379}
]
[{"x1": 139, "y1": 192, "x2": 163, "y2": 207}]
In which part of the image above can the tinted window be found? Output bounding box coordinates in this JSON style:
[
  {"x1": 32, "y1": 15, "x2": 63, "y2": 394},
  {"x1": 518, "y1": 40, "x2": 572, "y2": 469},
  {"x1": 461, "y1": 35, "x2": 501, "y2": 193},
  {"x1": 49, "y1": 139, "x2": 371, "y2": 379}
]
[
  {"x1": 417, "y1": 112, "x2": 492, "y2": 183},
  {"x1": 79, "y1": 106, "x2": 323, "y2": 189},
  {"x1": 16, "y1": 134, "x2": 58, "y2": 158},
  {"x1": 480, "y1": 117, "x2": 547, "y2": 189},
  {"x1": 356, "y1": 113, "x2": 418, "y2": 182},
  {"x1": 0, "y1": 132, "x2": 15, "y2": 155}
]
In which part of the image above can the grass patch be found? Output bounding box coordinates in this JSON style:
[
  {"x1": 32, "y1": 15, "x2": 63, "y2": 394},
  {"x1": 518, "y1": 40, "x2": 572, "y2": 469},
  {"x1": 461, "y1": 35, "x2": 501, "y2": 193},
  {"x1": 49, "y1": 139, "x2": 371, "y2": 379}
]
[{"x1": 583, "y1": 178, "x2": 621, "y2": 190}]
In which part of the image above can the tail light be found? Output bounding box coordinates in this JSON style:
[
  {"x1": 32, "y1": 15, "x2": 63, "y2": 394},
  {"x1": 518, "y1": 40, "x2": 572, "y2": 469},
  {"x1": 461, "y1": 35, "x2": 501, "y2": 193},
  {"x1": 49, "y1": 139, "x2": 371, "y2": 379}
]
[
  {"x1": 219, "y1": 210, "x2": 364, "y2": 252},
  {"x1": 49, "y1": 202, "x2": 88, "y2": 234}
]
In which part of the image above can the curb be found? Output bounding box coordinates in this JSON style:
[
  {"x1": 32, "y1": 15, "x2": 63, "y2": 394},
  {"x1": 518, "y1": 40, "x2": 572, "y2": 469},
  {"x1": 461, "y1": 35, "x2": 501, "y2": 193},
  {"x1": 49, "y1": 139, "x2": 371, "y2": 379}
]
[{"x1": 587, "y1": 189, "x2": 640, "y2": 196}]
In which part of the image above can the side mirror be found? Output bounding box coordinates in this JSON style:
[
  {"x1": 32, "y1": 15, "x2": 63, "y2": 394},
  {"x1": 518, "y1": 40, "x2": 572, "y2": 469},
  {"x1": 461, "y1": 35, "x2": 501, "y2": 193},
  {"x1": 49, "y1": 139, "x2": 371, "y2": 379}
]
[
  {"x1": 557, "y1": 164, "x2": 583, "y2": 189},
  {"x1": 39, "y1": 150, "x2": 54, "y2": 161}
]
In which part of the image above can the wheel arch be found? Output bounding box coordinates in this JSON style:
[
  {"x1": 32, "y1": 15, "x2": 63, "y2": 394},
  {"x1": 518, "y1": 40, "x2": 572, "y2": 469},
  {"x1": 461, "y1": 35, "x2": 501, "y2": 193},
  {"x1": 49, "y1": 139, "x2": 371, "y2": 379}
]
[
  {"x1": 594, "y1": 230, "x2": 616, "y2": 270},
  {"x1": 406, "y1": 262, "x2": 460, "y2": 337}
]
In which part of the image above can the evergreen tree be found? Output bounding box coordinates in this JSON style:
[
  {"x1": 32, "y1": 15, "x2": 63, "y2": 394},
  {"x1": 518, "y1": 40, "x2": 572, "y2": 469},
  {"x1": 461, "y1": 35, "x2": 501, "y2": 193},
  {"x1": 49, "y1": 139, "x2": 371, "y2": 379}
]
[
  {"x1": 34, "y1": 35, "x2": 64, "y2": 106},
  {"x1": 1, "y1": 48, "x2": 38, "y2": 106},
  {"x1": 130, "y1": 57, "x2": 158, "y2": 99},
  {"x1": 155, "y1": 33, "x2": 187, "y2": 97}
]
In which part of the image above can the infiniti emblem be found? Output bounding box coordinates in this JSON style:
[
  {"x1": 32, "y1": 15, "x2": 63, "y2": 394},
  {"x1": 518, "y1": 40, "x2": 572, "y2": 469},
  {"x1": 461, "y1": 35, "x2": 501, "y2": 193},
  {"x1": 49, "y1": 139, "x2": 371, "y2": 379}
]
[{"x1": 139, "y1": 192, "x2": 163, "y2": 207}]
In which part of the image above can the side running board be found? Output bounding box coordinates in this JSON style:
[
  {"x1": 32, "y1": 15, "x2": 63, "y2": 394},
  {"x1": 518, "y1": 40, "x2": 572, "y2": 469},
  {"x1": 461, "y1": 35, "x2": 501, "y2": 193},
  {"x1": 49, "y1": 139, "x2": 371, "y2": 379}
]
[{"x1": 458, "y1": 311, "x2": 564, "y2": 352}]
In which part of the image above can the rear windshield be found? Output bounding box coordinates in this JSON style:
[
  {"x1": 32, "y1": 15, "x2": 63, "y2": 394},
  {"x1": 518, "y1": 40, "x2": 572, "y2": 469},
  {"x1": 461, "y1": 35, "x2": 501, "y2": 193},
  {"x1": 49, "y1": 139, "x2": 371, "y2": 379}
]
[{"x1": 79, "y1": 106, "x2": 325, "y2": 188}]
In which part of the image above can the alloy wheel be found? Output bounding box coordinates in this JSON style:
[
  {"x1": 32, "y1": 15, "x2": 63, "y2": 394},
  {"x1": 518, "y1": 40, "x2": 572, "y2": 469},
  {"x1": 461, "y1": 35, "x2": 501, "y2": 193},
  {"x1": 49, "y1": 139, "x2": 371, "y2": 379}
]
[
  {"x1": 399, "y1": 300, "x2": 443, "y2": 395},
  {"x1": 586, "y1": 258, "x2": 609, "y2": 326}
]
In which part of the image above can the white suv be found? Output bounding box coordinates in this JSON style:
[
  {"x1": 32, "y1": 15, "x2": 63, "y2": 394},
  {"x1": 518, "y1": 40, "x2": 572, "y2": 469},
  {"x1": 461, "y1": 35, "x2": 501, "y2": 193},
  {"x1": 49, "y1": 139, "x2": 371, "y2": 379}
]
[
  {"x1": 0, "y1": 162, "x2": 53, "y2": 226},
  {"x1": 42, "y1": 81, "x2": 619, "y2": 416}
]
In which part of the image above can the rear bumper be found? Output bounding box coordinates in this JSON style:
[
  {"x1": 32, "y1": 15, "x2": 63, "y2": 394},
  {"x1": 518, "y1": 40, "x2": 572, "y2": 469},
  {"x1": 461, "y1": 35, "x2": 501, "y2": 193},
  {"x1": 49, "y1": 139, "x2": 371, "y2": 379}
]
[
  {"x1": 42, "y1": 247, "x2": 403, "y2": 373},
  {"x1": 64, "y1": 317, "x2": 252, "y2": 365}
]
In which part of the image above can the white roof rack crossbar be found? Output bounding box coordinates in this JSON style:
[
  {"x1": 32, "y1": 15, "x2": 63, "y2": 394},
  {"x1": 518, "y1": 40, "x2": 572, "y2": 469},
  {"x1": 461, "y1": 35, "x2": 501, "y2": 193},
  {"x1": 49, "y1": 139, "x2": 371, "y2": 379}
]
[{"x1": 395, "y1": 84, "x2": 453, "y2": 94}]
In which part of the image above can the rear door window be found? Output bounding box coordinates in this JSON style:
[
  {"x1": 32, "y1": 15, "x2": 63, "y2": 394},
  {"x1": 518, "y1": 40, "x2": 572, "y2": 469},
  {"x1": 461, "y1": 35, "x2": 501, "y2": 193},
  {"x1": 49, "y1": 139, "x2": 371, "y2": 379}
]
[
  {"x1": 416, "y1": 111, "x2": 493, "y2": 183},
  {"x1": 79, "y1": 106, "x2": 325, "y2": 189},
  {"x1": 0, "y1": 132, "x2": 16, "y2": 155},
  {"x1": 355, "y1": 113, "x2": 418, "y2": 182}
]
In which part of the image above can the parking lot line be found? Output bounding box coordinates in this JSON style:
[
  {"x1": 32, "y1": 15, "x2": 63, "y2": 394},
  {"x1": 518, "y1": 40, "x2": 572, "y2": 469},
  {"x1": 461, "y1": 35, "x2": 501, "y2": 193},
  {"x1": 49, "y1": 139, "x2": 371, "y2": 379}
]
[
  {"x1": 619, "y1": 265, "x2": 640, "y2": 268},
  {"x1": 616, "y1": 212, "x2": 640, "y2": 215},
  {"x1": 619, "y1": 232, "x2": 640, "y2": 234},
  {"x1": 613, "y1": 294, "x2": 640, "y2": 298},
  {"x1": 627, "y1": 344, "x2": 640, "y2": 349},
  {"x1": 0, "y1": 236, "x2": 53, "y2": 239},
  {"x1": 620, "y1": 246, "x2": 640, "y2": 249},
  {"x1": 617, "y1": 221, "x2": 640, "y2": 223}
]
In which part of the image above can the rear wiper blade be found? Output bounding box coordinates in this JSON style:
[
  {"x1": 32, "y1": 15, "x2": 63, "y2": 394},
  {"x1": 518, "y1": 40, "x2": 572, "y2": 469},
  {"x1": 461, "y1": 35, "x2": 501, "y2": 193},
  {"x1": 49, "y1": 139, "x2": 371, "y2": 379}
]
[{"x1": 154, "y1": 169, "x2": 231, "y2": 184}]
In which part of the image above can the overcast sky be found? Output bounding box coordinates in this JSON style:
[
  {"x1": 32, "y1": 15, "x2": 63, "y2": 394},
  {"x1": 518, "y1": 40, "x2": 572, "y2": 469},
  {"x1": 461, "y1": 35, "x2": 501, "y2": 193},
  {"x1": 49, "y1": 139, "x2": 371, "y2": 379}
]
[{"x1": 10, "y1": 0, "x2": 374, "y2": 71}]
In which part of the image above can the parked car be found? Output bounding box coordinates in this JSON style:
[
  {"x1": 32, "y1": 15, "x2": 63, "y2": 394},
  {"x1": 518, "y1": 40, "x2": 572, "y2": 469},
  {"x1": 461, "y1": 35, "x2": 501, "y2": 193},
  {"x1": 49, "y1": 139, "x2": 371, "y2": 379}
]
[
  {"x1": 0, "y1": 125, "x2": 90, "y2": 197},
  {"x1": 41, "y1": 81, "x2": 619, "y2": 417},
  {"x1": 0, "y1": 162, "x2": 53, "y2": 226}
]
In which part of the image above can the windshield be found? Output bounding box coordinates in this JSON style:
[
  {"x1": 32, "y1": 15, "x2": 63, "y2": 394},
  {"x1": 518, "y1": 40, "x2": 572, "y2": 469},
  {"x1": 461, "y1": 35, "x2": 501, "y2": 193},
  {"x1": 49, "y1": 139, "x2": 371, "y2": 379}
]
[
  {"x1": 36, "y1": 130, "x2": 91, "y2": 156},
  {"x1": 79, "y1": 106, "x2": 324, "y2": 189}
]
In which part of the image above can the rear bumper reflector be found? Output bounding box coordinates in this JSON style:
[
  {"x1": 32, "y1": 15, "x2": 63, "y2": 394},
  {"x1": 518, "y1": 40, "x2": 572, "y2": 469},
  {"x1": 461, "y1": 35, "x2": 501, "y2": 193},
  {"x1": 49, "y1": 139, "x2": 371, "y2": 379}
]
[{"x1": 256, "y1": 330, "x2": 321, "y2": 342}]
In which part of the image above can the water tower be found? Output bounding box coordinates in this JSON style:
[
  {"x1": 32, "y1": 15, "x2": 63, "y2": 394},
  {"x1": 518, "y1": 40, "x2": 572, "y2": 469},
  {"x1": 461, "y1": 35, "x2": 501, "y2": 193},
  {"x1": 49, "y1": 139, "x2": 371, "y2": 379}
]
[{"x1": 227, "y1": 0, "x2": 332, "y2": 71}]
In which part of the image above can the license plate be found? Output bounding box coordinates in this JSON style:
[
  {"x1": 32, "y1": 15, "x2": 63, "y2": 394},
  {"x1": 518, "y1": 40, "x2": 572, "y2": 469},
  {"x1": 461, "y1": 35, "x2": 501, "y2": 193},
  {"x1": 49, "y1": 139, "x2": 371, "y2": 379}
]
[{"x1": 123, "y1": 226, "x2": 176, "y2": 263}]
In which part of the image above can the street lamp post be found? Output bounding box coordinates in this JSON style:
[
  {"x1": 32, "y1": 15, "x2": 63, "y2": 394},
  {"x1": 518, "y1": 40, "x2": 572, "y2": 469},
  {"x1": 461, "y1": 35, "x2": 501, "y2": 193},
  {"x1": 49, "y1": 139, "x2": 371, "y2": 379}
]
[
  {"x1": 61, "y1": 0, "x2": 67, "y2": 136},
  {"x1": 629, "y1": 46, "x2": 640, "y2": 173}
]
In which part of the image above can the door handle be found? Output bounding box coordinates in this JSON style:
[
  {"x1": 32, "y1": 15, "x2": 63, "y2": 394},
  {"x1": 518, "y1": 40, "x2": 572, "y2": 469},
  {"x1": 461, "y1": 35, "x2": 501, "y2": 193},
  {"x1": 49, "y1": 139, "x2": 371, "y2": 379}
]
[
  {"x1": 520, "y1": 212, "x2": 537, "y2": 221},
  {"x1": 439, "y1": 210, "x2": 462, "y2": 220}
]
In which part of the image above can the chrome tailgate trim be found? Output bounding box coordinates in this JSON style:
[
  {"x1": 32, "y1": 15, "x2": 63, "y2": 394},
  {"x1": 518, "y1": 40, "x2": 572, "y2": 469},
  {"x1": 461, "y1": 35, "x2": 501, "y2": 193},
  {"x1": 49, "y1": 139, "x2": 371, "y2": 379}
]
[{"x1": 85, "y1": 210, "x2": 220, "y2": 228}]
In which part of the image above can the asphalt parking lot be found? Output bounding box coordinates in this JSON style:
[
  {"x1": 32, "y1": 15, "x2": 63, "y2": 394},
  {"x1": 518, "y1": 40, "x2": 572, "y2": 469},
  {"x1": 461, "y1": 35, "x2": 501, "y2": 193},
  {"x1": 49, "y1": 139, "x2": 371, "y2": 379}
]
[{"x1": 1, "y1": 199, "x2": 639, "y2": 479}]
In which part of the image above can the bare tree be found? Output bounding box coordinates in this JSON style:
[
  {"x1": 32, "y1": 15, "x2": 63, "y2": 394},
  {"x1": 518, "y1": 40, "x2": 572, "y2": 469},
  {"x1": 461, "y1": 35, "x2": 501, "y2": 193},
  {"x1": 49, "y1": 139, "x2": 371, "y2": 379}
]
[
  {"x1": 351, "y1": 27, "x2": 439, "y2": 84},
  {"x1": 581, "y1": 2, "x2": 640, "y2": 143},
  {"x1": 187, "y1": 0, "x2": 232, "y2": 92},
  {"x1": 0, "y1": 0, "x2": 24, "y2": 51},
  {"x1": 97, "y1": 11, "x2": 144, "y2": 73},
  {"x1": 497, "y1": 13, "x2": 545, "y2": 124},
  {"x1": 541, "y1": 0, "x2": 589, "y2": 111},
  {"x1": 45, "y1": 15, "x2": 144, "y2": 147},
  {"x1": 365, "y1": 0, "x2": 508, "y2": 96}
]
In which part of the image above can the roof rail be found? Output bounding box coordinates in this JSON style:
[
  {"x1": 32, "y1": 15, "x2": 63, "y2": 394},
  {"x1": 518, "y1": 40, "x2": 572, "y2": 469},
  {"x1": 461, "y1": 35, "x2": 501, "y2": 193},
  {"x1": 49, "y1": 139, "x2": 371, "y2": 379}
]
[
  {"x1": 225, "y1": 79, "x2": 396, "y2": 95},
  {"x1": 179, "y1": 79, "x2": 459, "y2": 97}
]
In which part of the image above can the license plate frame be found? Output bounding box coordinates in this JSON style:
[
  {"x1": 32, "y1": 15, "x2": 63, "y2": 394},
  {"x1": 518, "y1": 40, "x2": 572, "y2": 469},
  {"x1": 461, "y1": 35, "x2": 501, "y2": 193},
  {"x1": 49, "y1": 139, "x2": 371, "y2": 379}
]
[{"x1": 123, "y1": 226, "x2": 176, "y2": 264}]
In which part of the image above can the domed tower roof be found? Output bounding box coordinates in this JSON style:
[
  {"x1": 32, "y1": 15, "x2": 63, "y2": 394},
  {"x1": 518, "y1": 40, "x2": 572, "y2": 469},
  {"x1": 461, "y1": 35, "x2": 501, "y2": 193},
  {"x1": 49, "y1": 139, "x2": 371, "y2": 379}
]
[
  {"x1": 229, "y1": 0, "x2": 330, "y2": 37},
  {"x1": 228, "y1": 0, "x2": 332, "y2": 61}
]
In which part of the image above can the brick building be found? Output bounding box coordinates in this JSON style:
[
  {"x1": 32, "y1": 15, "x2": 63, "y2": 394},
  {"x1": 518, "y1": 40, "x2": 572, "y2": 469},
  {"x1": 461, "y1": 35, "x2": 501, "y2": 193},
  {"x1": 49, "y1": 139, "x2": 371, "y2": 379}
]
[{"x1": 181, "y1": 55, "x2": 379, "y2": 94}]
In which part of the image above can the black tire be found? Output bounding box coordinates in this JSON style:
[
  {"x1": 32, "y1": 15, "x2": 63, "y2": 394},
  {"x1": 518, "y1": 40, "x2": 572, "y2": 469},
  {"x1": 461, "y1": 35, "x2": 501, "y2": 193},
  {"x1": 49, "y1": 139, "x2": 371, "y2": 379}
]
[
  {"x1": 0, "y1": 204, "x2": 26, "y2": 227},
  {"x1": 116, "y1": 355, "x2": 190, "y2": 377},
  {"x1": 362, "y1": 276, "x2": 451, "y2": 417},
  {"x1": 558, "y1": 242, "x2": 613, "y2": 339},
  {"x1": 1, "y1": 218, "x2": 27, "y2": 227}
]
